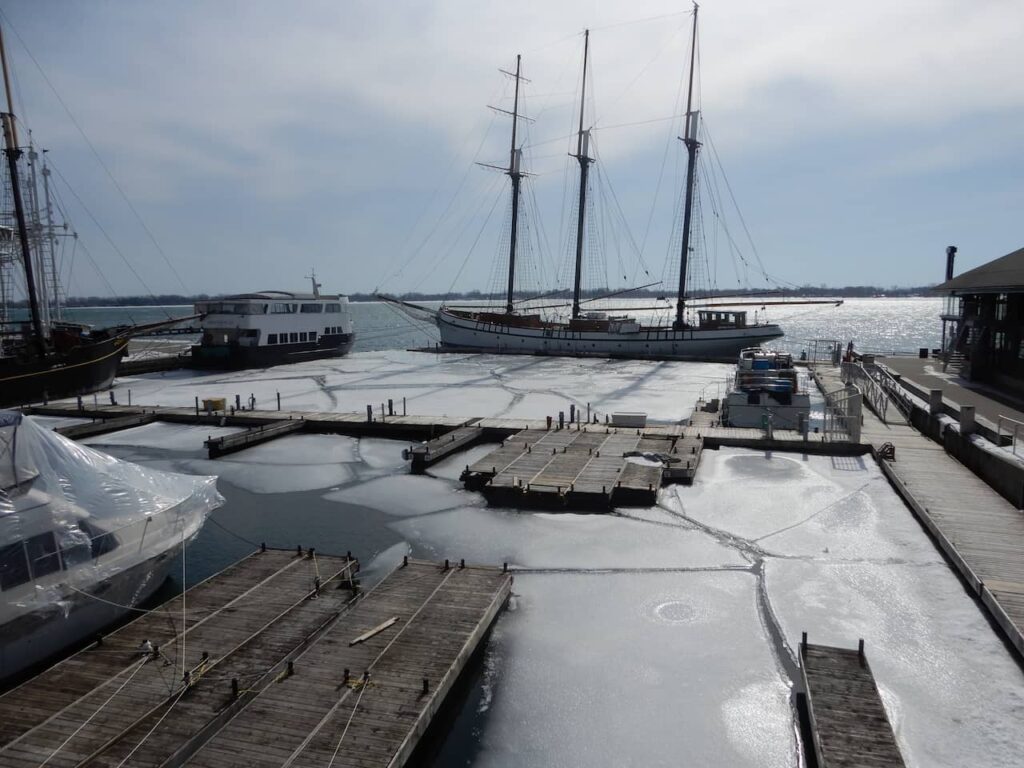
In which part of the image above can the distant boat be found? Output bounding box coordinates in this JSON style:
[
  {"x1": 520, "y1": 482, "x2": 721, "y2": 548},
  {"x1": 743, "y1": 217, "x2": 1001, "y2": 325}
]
[
  {"x1": 0, "y1": 26, "x2": 193, "y2": 406},
  {"x1": 387, "y1": 7, "x2": 803, "y2": 360},
  {"x1": 190, "y1": 275, "x2": 355, "y2": 369},
  {"x1": 721, "y1": 347, "x2": 811, "y2": 429}
]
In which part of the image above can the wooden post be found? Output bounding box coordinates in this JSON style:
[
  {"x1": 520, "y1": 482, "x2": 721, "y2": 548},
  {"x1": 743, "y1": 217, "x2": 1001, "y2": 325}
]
[
  {"x1": 403, "y1": 396, "x2": 407, "y2": 415},
  {"x1": 195, "y1": 396, "x2": 199, "y2": 417},
  {"x1": 366, "y1": 405, "x2": 373, "y2": 423},
  {"x1": 388, "y1": 398, "x2": 394, "y2": 416},
  {"x1": 277, "y1": 391, "x2": 281, "y2": 410}
]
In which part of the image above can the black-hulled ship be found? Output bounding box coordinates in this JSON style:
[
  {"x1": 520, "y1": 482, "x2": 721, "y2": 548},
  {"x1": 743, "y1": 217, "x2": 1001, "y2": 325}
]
[
  {"x1": 0, "y1": 27, "x2": 188, "y2": 407},
  {"x1": 190, "y1": 277, "x2": 355, "y2": 369}
]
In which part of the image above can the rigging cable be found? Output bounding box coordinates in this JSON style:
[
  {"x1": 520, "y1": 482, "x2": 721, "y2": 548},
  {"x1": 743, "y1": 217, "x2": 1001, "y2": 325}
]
[{"x1": 0, "y1": 9, "x2": 190, "y2": 293}]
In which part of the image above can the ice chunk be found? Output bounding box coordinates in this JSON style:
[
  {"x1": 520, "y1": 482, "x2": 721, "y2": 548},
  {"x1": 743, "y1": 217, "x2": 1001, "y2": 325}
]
[
  {"x1": 356, "y1": 437, "x2": 409, "y2": 470},
  {"x1": 426, "y1": 443, "x2": 500, "y2": 481},
  {"x1": 325, "y1": 474, "x2": 472, "y2": 516}
]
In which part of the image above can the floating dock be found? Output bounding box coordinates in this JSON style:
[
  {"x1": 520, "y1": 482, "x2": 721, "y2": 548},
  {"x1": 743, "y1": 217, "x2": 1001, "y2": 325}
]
[
  {"x1": 800, "y1": 635, "x2": 906, "y2": 767},
  {"x1": 462, "y1": 425, "x2": 674, "y2": 508},
  {"x1": 0, "y1": 551, "x2": 511, "y2": 768}
]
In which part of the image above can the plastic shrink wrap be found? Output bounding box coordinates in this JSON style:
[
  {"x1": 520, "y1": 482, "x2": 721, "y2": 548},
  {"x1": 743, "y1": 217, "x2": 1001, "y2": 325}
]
[{"x1": 0, "y1": 411, "x2": 223, "y2": 679}]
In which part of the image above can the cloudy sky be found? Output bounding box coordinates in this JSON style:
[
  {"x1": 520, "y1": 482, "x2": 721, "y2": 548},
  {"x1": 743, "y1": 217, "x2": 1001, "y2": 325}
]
[{"x1": 2, "y1": 0, "x2": 1021, "y2": 299}]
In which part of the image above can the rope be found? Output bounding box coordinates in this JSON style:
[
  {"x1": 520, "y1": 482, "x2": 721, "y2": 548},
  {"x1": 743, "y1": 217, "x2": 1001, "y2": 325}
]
[
  {"x1": 113, "y1": 684, "x2": 189, "y2": 768},
  {"x1": 36, "y1": 657, "x2": 148, "y2": 768},
  {"x1": 207, "y1": 516, "x2": 264, "y2": 549},
  {"x1": 325, "y1": 674, "x2": 371, "y2": 768}
]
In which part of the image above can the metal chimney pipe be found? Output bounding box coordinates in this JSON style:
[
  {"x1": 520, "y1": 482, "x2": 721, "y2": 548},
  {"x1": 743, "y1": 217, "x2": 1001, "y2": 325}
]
[{"x1": 945, "y1": 245, "x2": 957, "y2": 281}]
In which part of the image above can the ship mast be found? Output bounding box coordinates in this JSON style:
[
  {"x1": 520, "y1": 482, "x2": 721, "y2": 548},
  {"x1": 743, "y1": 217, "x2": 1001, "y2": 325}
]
[
  {"x1": 0, "y1": 25, "x2": 45, "y2": 353},
  {"x1": 674, "y1": 3, "x2": 700, "y2": 330},
  {"x1": 504, "y1": 55, "x2": 524, "y2": 315},
  {"x1": 570, "y1": 30, "x2": 592, "y2": 320}
]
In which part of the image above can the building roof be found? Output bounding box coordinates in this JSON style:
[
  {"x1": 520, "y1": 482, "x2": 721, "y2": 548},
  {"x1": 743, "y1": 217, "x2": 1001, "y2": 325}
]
[{"x1": 935, "y1": 246, "x2": 1024, "y2": 293}]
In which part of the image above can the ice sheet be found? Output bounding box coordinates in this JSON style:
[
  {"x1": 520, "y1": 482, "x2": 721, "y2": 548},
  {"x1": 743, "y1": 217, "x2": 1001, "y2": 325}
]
[
  {"x1": 389, "y1": 505, "x2": 747, "y2": 569},
  {"x1": 768, "y1": 560, "x2": 1024, "y2": 767},
  {"x1": 426, "y1": 443, "x2": 500, "y2": 481},
  {"x1": 82, "y1": 422, "x2": 245, "y2": 453},
  {"x1": 356, "y1": 437, "x2": 410, "y2": 470},
  {"x1": 325, "y1": 474, "x2": 474, "y2": 516},
  {"x1": 107, "y1": 350, "x2": 731, "y2": 423},
  {"x1": 472, "y1": 573, "x2": 794, "y2": 767}
]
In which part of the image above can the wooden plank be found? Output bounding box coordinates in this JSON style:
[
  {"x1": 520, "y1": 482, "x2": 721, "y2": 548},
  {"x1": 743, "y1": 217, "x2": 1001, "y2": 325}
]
[
  {"x1": 54, "y1": 413, "x2": 157, "y2": 440},
  {"x1": 205, "y1": 419, "x2": 308, "y2": 458}
]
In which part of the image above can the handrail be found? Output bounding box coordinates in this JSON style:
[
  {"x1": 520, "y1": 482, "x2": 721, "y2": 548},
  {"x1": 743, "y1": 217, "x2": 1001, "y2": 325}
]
[{"x1": 997, "y1": 415, "x2": 1024, "y2": 457}]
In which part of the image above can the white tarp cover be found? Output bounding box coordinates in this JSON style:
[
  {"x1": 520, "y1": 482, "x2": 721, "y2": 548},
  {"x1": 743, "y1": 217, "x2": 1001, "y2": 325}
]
[{"x1": 0, "y1": 411, "x2": 222, "y2": 605}]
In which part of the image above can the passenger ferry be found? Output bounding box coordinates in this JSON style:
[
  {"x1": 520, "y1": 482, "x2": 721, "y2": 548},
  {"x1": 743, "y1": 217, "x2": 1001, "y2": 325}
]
[{"x1": 191, "y1": 279, "x2": 355, "y2": 369}]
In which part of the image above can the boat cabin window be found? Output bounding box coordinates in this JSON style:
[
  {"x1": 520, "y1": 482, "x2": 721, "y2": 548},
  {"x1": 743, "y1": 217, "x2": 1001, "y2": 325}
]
[
  {"x1": 268, "y1": 334, "x2": 278, "y2": 345},
  {"x1": 79, "y1": 520, "x2": 118, "y2": 559},
  {"x1": 271, "y1": 303, "x2": 296, "y2": 314},
  {"x1": 309, "y1": 331, "x2": 317, "y2": 342},
  {"x1": 0, "y1": 541, "x2": 30, "y2": 590},
  {"x1": 26, "y1": 532, "x2": 61, "y2": 579},
  {"x1": 290, "y1": 332, "x2": 298, "y2": 343},
  {"x1": 203, "y1": 302, "x2": 264, "y2": 315},
  {"x1": 300, "y1": 332, "x2": 308, "y2": 342},
  {"x1": 325, "y1": 303, "x2": 341, "y2": 313},
  {"x1": 301, "y1": 303, "x2": 324, "y2": 313}
]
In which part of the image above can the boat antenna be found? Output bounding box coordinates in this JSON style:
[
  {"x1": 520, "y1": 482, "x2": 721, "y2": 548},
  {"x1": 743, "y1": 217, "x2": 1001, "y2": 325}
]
[
  {"x1": 307, "y1": 268, "x2": 321, "y2": 298},
  {"x1": 571, "y1": 30, "x2": 592, "y2": 320},
  {"x1": 503, "y1": 55, "x2": 525, "y2": 315},
  {"x1": 674, "y1": 3, "x2": 700, "y2": 330},
  {"x1": 0, "y1": 24, "x2": 44, "y2": 352}
]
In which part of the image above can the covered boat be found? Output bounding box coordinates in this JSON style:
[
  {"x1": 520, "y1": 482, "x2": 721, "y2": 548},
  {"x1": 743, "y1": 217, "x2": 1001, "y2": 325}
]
[
  {"x1": 721, "y1": 348, "x2": 811, "y2": 429},
  {"x1": 0, "y1": 412, "x2": 221, "y2": 680}
]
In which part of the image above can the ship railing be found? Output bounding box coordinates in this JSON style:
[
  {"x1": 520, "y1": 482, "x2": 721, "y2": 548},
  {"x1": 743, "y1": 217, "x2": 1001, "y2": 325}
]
[{"x1": 997, "y1": 415, "x2": 1024, "y2": 458}]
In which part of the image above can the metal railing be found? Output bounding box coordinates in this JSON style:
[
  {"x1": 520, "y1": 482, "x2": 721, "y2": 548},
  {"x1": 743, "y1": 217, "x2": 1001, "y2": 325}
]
[
  {"x1": 997, "y1": 415, "x2": 1024, "y2": 457},
  {"x1": 841, "y1": 362, "x2": 888, "y2": 423},
  {"x1": 821, "y1": 385, "x2": 861, "y2": 442}
]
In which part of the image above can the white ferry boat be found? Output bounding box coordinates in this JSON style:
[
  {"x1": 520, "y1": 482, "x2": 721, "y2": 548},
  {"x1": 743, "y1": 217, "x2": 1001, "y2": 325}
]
[
  {"x1": 722, "y1": 348, "x2": 811, "y2": 429},
  {"x1": 192, "y1": 278, "x2": 355, "y2": 369}
]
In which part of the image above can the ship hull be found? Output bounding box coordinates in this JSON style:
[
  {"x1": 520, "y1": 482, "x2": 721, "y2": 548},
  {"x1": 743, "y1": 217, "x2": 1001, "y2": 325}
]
[
  {"x1": 436, "y1": 310, "x2": 783, "y2": 361},
  {"x1": 189, "y1": 332, "x2": 355, "y2": 370},
  {"x1": 0, "y1": 544, "x2": 180, "y2": 682},
  {"x1": 0, "y1": 336, "x2": 128, "y2": 408}
]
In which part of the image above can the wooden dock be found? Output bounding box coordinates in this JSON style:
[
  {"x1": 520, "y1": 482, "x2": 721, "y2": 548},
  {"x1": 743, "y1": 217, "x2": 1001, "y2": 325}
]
[
  {"x1": 464, "y1": 425, "x2": 669, "y2": 508},
  {"x1": 815, "y1": 365, "x2": 1024, "y2": 658},
  {"x1": 800, "y1": 635, "x2": 906, "y2": 767},
  {"x1": 205, "y1": 418, "x2": 307, "y2": 458},
  {"x1": 408, "y1": 424, "x2": 485, "y2": 473},
  {"x1": 54, "y1": 412, "x2": 157, "y2": 440},
  {"x1": 0, "y1": 553, "x2": 510, "y2": 768}
]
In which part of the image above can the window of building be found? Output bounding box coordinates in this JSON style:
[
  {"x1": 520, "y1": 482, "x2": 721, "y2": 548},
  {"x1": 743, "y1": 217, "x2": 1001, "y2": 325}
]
[
  {"x1": 996, "y1": 294, "x2": 1008, "y2": 321},
  {"x1": 325, "y1": 303, "x2": 341, "y2": 313},
  {"x1": 267, "y1": 334, "x2": 278, "y2": 345},
  {"x1": 290, "y1": 332, "x2": 298, "y2": 343},
  {"x1": 0, "y1": 542, "x2": 30, "y2": 590},
  {"x1": 994, "y1": 331, "x2": 1007, "y2": 352}
]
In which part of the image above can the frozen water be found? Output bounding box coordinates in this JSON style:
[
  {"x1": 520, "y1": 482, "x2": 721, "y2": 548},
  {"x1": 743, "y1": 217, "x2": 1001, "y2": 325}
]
[
  {"x1": 82, "y1": 421, "x2": 245, "y2": 453},
  {"x1": 471, "y1": 573, "x2": 794, "y2": 768},
  {"x1": 325, "y1": 474, "x2": 473, "y2": 516},
  {"x1": 356, "y1": 437, "x2": 410, "y2": 470},
  {"x1": 768, "y1": 560, "x2": 1024, "y2": 766},
  {"x1": 426, "y1": 443, "x2": 500, "y2": 481},
  {"x1": 183, "y1": 457, "x2": 356, "y2": 495},
  {"x1": 108, "y1": 350, "x2": 732, "y2": 423},
  {"x1": 389, "y1": 505, "x2": 746, "y2": 570}
]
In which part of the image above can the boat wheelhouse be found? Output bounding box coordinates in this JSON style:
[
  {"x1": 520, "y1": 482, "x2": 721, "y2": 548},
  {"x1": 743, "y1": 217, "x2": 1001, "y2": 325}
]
[
  {"x1": 192, "y1": 285, "x2": 354, "y2": 369},
  {"x1": 721, "y1": 347, "x2": 811, "y2": 429}
]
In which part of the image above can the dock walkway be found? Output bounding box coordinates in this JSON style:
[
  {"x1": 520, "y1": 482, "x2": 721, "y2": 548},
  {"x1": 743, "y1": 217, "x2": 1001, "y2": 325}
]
[
  {"x1": 0, "y1": 554, "x2": 510, "y2": 768},
  {"x1": 814, "y1": 365, "x2": 1024, "y2": 656},
  {"x1": 800, "y1": 636, "x2": 906, "y2": 767}
]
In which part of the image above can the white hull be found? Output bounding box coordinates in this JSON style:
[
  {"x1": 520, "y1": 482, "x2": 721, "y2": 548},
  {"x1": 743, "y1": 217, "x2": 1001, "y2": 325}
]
[
  {"x1": 722, "y1": 393, "x2": 811, "y2": 429},
  {"x1": 0, "y1": 545, "x2": 180, "y2": 680},
  {"x1": 436, "y1": 309, "x2": 783, "y2": 360}
]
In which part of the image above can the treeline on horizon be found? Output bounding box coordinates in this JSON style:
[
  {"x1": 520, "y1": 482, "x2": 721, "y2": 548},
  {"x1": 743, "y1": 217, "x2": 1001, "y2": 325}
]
[{"x1": 12, "y1": 284, "x2": 939, "y2": 307}]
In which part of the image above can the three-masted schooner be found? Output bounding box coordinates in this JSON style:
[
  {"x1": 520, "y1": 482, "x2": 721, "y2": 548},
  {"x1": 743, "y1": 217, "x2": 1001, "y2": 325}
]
[{"x1": 430, "y1": 7, "x2": 786, "y2": 360}]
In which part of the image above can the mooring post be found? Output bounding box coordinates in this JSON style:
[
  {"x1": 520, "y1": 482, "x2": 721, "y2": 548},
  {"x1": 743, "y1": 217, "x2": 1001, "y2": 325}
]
[
  {"x1": 928, "y1": 389, "x2": 943, "y2": 415},
  {"x1": 559, "y1": 411, "x2": 565, "y2": 429},
  {"x1": 77, "y1": 395, "x2": 83, "y2": 411},
  {"x1": 277, "y1": 391, "x2": 281, "y2": 410},
  {"x1": 569, "y1": 403, "x2": 575, "y2": 422},
  {"x1": 403, "y1": 396, "x2": 407, "y2": 415},
  {"x1": 587, "y1": 402, "x2": 590, "y2": 421},
  {"x1": 109, "y1": 391, "x2": 115, "y2": 405},
  {"x1": 249, "y1": 393, "x2": 256, "y2": 410},
  {"x1": 422, "y1": 678, "x2": 429, "y2": 695},
  {"x1": 128, "y1": 389, "x2": 131, "y2": 406},
  {"x1": 288, "y1": 660, "x2": 295, "y2": 676},
  {"x1": 235, "y1": 394, "x2": 241, "y2": 411},
  {"x1": 366, "y1": 405, "x2": 372, "y2": 423},
  {"x1": 546, "y1": 415, "x2": 552, "y2": 430},
  {"x1": 388, "y1": 398, "x2": 394, "y2": 416},
  {"x1": 231, "y1": 678, "x2": 239, "y2": 699},
  {"x1": 195, "y1": 396, "x2": 199, "y2": 417}
]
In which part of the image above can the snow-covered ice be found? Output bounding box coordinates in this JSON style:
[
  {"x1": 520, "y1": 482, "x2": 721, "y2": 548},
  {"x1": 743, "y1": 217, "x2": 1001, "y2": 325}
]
[{"x1": 72, "y1": 353, "x2": 1024, "y2": 765}]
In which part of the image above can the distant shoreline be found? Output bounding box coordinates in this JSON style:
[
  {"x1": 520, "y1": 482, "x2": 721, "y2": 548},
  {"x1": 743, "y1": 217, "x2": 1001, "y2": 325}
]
[{"x1": 10, "y1": 285, "x2": 939, "y2": 309}]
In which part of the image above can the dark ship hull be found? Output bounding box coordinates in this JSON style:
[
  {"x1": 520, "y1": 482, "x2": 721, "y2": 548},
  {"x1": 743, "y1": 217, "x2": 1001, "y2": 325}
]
[
  {"x1": 189, "y1": 332, "x2": 354, "y2": 370},
  {"x1": 0, "y1": 335, "x2": 128, "y2": 407}
]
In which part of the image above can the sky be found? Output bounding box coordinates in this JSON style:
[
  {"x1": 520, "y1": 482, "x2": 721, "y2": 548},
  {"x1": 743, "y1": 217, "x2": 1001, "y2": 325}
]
[{"x1": 1, "y1": 0, "x2": 1021, "y2": 299}]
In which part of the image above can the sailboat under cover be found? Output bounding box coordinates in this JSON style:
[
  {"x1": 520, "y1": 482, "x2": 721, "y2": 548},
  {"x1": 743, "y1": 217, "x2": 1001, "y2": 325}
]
[{"x1": 433, "y1": 7, "x2": 784, "y2": 360}]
